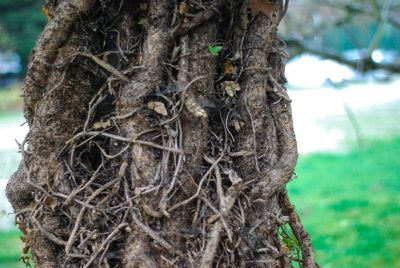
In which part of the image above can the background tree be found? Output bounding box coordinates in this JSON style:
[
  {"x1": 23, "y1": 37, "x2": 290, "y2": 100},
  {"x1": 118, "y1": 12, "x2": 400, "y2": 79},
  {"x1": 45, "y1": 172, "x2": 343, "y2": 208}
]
[
  {"x1": 281, "y1": 0, "x2": 400, "y2": 73},
  {"x1": 0, "y1": 0, "x2": 47, "y2": 72},
  {"x1": 6, "y1": 0, "x2": 319, "y2": 267}
]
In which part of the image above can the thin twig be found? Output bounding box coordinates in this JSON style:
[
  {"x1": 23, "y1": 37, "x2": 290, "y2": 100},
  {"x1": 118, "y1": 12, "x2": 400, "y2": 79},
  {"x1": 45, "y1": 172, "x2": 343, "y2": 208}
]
[
  {"x1": 65, "y1": 177, "x2": 120, "y2": 254},
  {"x1": 78, "y1": 52, "x2": 129, "y2": 82},
  {"x1": 83, "y1": 222, "x2": 129, "y2": 268},
  {"x1": 168, "y1": 153, "x2": 224, "y2": 212},
  {"x1": 32, "y1": 218, "x2": 68, "y2": 246},
  {"x1": 131, "y1": 212, "x2": 185, "y2": 258}
]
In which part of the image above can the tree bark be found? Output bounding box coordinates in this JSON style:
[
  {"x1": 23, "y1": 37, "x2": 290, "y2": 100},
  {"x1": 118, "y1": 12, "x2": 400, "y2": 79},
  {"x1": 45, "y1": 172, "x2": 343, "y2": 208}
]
[{"x1": 6, "y1": 0, "x2": 318, "y2": 267}]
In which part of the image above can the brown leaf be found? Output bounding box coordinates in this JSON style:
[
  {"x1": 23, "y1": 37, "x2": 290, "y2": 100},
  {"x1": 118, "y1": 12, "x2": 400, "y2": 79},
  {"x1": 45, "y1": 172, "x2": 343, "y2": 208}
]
[
  {"x1": 224, "y1": 61, "x2": 235, "y2": 74},
  {"x1": 222, "y1": 81, "x2": 241, "y2": 97},
  {"x1": 148, "y1": 101, "x2": 168, "y2": 116},
  {"x1": 44, "y1": 195, "x2": 58, "y2": 210},
  {"x1": 93, "y1": 120, "x2": 111, "y2": 129},
  {"x1": 17, "y1": 222, "x2": 28, "y2": 235},
  {"x1": 178, "y1": 2, "x2": 188, "y2": 15},
  {"x1": 42, "y1": 5, "x2": 52, "y2": 20},
  {"x1": 22, "y1": 245, "x2": 30, "y2": 255},
  {"x1": 232, "y1": 120, "x2": 244, "y2": 132},
  {"x1": 248, "y1": 0, "x2": 273, "y2": 16}
]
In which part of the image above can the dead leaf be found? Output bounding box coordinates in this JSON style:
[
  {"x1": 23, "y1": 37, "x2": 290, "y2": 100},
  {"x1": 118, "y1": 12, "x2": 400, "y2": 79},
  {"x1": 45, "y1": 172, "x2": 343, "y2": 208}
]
[
  {"x1": 148, "y1": 101, "x2": 168, "y2": 116},
  {"x1": 232, "y1": 120, "x2": 244, "y2": 132},
  {"x1": 22, "y1": 245, "x2": 30, "y2": 255},
  {"x1": 44, "y1": 195, "x2": 58, "y2": 210},
  {"x1": 17, "y1": 221, "x2": 28, "y2": 235},
  {"x1": 93, "y1": 120, "x2": 111, "y2": 129},
  {"x1": 224, "y1": 61, "x2": 236, "y2": 74},
  {"x1": 222, "y1": 81, "x2": 241, "y2": 97},
  {"x1": 42, "y1": 5, "x2": 51, "y2": 20},
  {"x1": 248, "y1": 0, "x2": 273, "y2": 16},
  {"x1": 138, "y1": 17, "x2": 147, "y2": 25},
  {"x1": 178, "y1": 2, "x2": 188, "y2": 15}
]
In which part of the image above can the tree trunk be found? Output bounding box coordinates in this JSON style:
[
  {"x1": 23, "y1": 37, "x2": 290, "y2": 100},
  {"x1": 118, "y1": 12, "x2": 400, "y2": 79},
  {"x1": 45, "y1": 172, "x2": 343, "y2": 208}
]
[{"x1": 6, "y1": 0, "x2": 318, "y2": 267}]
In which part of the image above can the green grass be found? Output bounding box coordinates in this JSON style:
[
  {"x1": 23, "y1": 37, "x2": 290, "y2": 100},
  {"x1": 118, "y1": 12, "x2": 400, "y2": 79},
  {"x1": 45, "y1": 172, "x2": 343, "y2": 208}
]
[
  {"x1": 0, "y1": 229, "x2": 24, "y2": 268},
  {"x1": 289, "y1": 138, "x2": 400, "y2": 267}
]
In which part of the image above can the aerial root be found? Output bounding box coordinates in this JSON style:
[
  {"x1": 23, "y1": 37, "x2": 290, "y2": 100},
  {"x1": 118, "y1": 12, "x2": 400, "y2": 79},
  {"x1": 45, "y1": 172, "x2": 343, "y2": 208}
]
[{"x1": 280, "y1": 189, "x2": 319, "y2": 268}]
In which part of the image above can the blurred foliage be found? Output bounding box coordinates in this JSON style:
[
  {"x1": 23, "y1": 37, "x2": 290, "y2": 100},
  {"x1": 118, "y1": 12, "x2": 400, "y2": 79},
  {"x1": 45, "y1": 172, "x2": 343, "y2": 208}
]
[
  {"x1": 281, "y1": 0, "x2": 400, "y2": 52},
  {"x1": 0, "y1": 25, "x2": 13, "y2": 48},
  {"x1": 0, "y1": 84, "x2": 23, "y2": 112},
  {"x1": 280, "y1": 0, "x2": 400, "y2": 71},
  {"x1": 289, "y1": 138, "x2": 400, "y2": 267},
  {"x1": 0, "y1": 0, "x2": 47, "y2": 73}
]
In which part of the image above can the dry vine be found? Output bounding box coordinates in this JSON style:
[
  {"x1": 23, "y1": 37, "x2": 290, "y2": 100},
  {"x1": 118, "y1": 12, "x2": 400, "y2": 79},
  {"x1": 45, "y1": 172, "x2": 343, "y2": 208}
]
[{"x1": 7, "y1": 0, "x2": 318, "y2": 267}]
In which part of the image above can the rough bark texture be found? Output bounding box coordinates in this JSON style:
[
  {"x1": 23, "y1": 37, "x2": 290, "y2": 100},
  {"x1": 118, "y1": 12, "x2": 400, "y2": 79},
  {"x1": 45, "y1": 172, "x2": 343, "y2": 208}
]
[{"x1": 7, "y1": 0, "x2": 318, "y2": 267}]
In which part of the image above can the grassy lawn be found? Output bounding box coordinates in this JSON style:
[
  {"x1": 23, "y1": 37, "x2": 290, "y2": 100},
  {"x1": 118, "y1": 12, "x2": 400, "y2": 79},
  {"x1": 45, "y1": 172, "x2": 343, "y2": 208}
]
[
  {"x1": 289, "y1": 138, "x2": 400, "y2": 267},
  {"x1": 0, "y1": 229, "x2": 24, "y2": 268}
]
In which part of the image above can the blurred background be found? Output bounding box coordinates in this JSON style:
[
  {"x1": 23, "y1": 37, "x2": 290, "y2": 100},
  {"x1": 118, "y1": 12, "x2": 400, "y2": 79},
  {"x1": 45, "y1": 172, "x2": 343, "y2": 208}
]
[{"x1": 0, "y1": 0, "x2": 399, "y2": 267}]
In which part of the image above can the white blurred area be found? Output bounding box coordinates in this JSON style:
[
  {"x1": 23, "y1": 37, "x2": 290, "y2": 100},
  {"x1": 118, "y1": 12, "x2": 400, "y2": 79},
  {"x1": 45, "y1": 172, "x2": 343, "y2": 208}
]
[
  {"x1": 0, "y1": 119, "x2": 27, "y2": 229},
  {"x1": 289, "y1": 83, "x2": 400, "y2": 153},
  {"x1": 286, "y1": 54, "x2": 356, "y2": 88},
  {"x1": 1, "y1": 55, "x2": 400, "y2": 228},
  {"x1": 285, "y1": 53, "x2": 400, "y2": 153}
]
